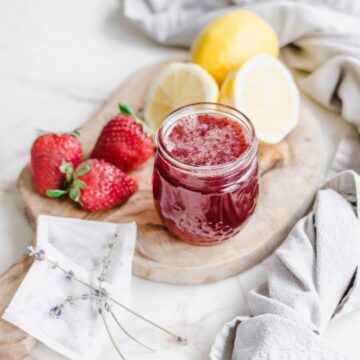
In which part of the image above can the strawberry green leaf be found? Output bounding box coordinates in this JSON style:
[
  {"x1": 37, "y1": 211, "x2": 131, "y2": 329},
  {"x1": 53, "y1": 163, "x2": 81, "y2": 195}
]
[
  {"x1": 69, "y1": 186, "x2": 81, "y2": 202},
  {"x1": 119, "y1": 103, "x2": 133, "y2": 116},
  {"x1": 59, "y1": 162, "x2": 74, "y2": 174},
  {"x1": 119, "y1": 103, "x2": 152, "y2": 136},
  {"x1": 70, "y1": 129, "x2": 80, "y2": 137},
  {"x1": 75, "y1": 179, "x2": 87, "y2": 189},
  {"x1": 75, "y1": 164, "x2": 92, "y2": 177},
  {"x1": 46, "y1": 189, "x2": 67, "y2": 198}
]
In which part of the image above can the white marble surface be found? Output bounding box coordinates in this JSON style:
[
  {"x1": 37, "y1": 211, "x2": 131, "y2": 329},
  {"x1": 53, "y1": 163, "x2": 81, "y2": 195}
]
[{"x1": 1, "y1": 0, "x2": 360, "y2": 359}]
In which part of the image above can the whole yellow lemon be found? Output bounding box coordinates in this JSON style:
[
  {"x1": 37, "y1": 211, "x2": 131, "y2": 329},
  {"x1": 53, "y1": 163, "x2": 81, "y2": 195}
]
[{"x1": 191, "y1": 10, "x2": 279, "y2": 84}]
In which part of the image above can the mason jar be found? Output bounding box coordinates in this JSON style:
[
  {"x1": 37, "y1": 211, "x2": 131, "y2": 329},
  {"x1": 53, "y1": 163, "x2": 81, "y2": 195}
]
[{"x1": 152, "y1": 103, "x2": 259, "y2": 246}]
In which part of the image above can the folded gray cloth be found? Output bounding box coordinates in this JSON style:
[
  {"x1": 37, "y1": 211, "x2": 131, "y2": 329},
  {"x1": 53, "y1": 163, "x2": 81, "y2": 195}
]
[
  {"x1": 211, "y1": 170, "x2": 360, "y2": 359},
  {"x1": 123, "y1": 0, "x2": 360, "y2": 126}
]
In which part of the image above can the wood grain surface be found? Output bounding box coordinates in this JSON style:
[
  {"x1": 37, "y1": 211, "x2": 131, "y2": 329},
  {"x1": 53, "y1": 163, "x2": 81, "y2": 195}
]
[{"x1": 0, "y1": 256, "x2": 36, "y2": 359}]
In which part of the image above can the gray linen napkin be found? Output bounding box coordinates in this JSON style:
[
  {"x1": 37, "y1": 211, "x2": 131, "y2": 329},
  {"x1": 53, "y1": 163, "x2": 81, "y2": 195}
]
[
  {"x1": 211, "y1": 170, "x2": 360, "y2": 359},
  {"x1": 123, "y1": 0, "x2": 360, "y2": 126}
]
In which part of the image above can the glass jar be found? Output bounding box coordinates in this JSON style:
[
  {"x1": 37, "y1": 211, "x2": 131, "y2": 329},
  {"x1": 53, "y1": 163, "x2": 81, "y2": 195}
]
[{"x1": 152, "y1": 103, "x2": 259, "y2": 246}]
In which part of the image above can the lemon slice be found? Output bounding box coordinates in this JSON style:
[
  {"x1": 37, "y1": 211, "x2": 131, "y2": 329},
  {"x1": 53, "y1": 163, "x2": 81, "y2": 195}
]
[
  {"x1": 145, "y1": 62, "x2": 219, "y2": 130},
  {"x1": 219, "y1": 55, "x2": 299, "y2": 144}
]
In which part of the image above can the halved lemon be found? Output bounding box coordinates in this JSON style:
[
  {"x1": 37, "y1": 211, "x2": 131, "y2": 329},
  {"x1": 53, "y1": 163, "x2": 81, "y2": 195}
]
[
  {"x1": 191, "y1": 10, "x2": 279, "y2": 85},
  {"x1": 219, "y1": 55, "x2": 299, "y2": 144},
  {"x1": 145, "y1": 62, "x2": 219, "y2": 130}
]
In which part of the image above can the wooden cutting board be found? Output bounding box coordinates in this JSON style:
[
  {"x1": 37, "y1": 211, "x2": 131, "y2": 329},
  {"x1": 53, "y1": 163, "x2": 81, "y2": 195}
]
[
  {"x1": 14, "y1": 60, "x2": 323, "y2": 286},
  {"x1": 0, "y1": 59, "x2": 324, "y2": 358}
]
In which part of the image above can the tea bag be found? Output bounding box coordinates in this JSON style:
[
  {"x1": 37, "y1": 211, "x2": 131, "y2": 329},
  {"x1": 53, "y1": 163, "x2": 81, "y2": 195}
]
[{"x1": 2, "y1": 215, "x2": 136, "y2": 360}]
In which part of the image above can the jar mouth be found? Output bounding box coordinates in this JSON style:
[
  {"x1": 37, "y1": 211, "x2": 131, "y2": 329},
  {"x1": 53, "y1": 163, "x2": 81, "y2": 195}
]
[{"x1": 155, "y1": 102, "x2": 258, "y2": 175}]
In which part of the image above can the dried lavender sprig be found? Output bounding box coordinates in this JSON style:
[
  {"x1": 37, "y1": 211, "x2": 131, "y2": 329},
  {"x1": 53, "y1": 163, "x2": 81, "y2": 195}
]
[
  {"x1": 107, "y1": 295, "x2": 187, "y2": 344},
  {"x1": 99, "y1": 305, "x2": 126, "y2": 360},
  {"x1": 45, "y1": 257, "x2": 94, "y2": 291},
  {"x1": 97, "y1": 235, "x2": 156, "y2": 352},
  {"x1": 109, "y1": 308, "x2": 156, "y2": 352},
  {"x1": 51, "y1": 255, "x2": 187, "y2": 344},
  {"x1": 27, "y1": 245, "x2": 102, "y2": 292},
  {"x1": 27, "y1": 246, "x2": 188, "y2": 345},
  {"x1": 50, "y1": 292, "x2": 112, "y2": 319},
  {"x1": 98, "y1": 235, "x2": 118, "y2": 285}
]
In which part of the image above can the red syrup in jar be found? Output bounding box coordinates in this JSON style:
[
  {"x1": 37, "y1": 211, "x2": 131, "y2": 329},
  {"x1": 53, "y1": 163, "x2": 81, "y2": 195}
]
[{"x1": 153, "y1": 103, "x2": 259, "y2": 246}]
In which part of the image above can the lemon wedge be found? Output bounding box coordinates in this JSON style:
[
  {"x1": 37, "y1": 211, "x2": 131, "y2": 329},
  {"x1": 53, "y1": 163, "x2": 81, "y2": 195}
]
[
  {"x1": 191, "y1": 10, "x2": 279, "y2": 85},
  {"x1": 145, "y1": 62, "x2": 219, "y2": 130},
  {"x1": 219, "y1": 55, "x2": 299, "y2": 144}
]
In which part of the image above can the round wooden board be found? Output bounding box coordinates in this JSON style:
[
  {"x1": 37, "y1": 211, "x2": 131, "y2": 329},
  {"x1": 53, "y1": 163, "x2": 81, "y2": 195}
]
[{"x1": 17, "y1": 60, "x2": 323, "y2": 285}]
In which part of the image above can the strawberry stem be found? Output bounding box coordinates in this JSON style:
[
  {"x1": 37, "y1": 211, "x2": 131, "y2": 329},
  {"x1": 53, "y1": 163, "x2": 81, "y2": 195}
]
[
  {"x1": 118, "y1": 103, "x2": 152, "y2": 136},
  {"x1": 59, "y1": 162, "x2": 74, "y2": 184}
]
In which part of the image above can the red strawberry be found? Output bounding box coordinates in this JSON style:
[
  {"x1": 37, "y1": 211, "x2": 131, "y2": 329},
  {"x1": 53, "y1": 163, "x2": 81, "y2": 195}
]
[
  {"x1": 31, "y1": 131, "x2": 82, "y2": 197},
  {"x1": 91, "y1": 104, "x2": 154, "y2": 173},
  {"x1": 69, "y1": 159, "x2": 138, "y2": 212}
]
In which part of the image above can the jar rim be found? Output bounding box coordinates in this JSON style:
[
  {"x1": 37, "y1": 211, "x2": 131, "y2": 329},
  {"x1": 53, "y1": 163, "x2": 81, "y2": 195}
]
[{"x1": 155, "y1": 102, "x2": 258, "y2": 175}]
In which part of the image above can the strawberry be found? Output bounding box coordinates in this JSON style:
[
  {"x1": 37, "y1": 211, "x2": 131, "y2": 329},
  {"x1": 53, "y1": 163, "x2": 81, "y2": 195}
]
[
  {"x1": 91, "y1": 104, "x2": 154, "y2": 173},
  {"x1": 68, "y1": 159, "x2": 138, "y2": 212},
  {"x1": 31, "y1": 131, "x2": 82, "y2": 197}
]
